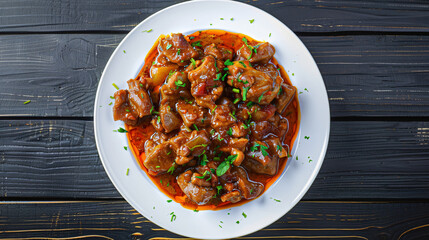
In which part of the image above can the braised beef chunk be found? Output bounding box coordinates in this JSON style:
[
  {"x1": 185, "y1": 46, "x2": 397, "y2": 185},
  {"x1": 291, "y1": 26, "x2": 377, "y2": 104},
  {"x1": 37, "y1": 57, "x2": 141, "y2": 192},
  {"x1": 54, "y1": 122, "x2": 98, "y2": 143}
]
[
  {"x1": 204, "y1": 43, "x2": 234, "y2": 61},
  {"x1": 112, "y1": 30, "x2": 299, "y2": 208},
  {"x1": 144, "y1": 141, "x2": 175, "y2": 175},
  {"x1": 226, "y1": 61, "x2": 280, "y2": 105},
  {"x1": 236, "y1": 42, "x2": 275, "y2": 64},
  {"x1": 177, "y1": 170, "x2": 216, "y2": 205},
  {"x1": 127, "y1": 78, "x2": 153, "y2": 118},
  {"x1": 158, "y1": 33, "x2": 198, "y2": 65},
  {"x1": 188, "y1": 55, "x2": 224, "y2": 110},
  {"x1": 113, "y1": 90, "x2": 139, "y2": 126}
]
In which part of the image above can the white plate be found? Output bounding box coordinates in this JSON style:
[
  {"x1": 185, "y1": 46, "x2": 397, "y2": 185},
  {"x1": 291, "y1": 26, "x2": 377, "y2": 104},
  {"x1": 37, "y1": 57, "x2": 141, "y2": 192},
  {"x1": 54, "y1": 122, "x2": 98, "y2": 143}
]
[{"x1": 94, "y1": 0, "x2": 330, "y2": 238}]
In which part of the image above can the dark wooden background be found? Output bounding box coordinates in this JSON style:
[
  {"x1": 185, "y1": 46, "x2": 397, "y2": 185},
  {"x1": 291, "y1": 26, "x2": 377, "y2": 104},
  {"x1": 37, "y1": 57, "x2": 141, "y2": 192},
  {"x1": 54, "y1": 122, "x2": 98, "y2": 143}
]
[{"x1": 1, "y1": 0, "x2": 429, "y2": 239}]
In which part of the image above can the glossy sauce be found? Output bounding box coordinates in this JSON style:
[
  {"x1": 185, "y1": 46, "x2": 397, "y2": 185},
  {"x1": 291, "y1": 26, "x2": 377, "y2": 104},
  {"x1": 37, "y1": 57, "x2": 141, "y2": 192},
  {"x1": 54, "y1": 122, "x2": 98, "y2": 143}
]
[{"x1": 126, "y1": 30, "x2": 300, "y2": 210}]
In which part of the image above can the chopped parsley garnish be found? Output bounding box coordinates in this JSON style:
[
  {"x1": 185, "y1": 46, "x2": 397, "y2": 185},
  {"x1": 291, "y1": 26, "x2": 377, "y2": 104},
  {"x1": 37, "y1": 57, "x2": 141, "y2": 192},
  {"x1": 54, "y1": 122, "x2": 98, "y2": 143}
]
[
  {"x1": 125, "y1": 109, "x2": 130, "y2": 112},
  {"x1": 112, "y1": 83, "x2": 119, "y2": 90},
  {"x1": 276, "y1": 145, "x2": 281, "y2": 152},
  {"x1": 190, "y1": 58, "x2": 196, "y2": 67},
  {"x1": 236, "y1": 221, "x2": 240, "y2": 224},
  {"x1": 189, "y1": 36, "x2": 195, "y2": 40},
  {"x1": 292, "y1": 73, "x2": 295, "y2": 76},
  {"x1": 238, "y1": 61, "x2": 247, "y2": 68},
  {"x1": 191, "y1": 41, "x2": 202, "y2": 47},
  {"x1": 214, "y1": 73, "x2": 221, "y2": 81},
  {"x1": 216, "y1": 155, "x2": 238, "y2": 177},
  {"x1": 212, "y1": 105, "x2": 217, "y2": 114},
  {"x1": 177, "y1": 48, "x2": 181, "y2": 55},
  {"x1": 190, "y1": 143, "x2": 207, "y2": 151},
  {"x1": 167, "y1": 151, "x2": 171, "y2": 155},
  {"x1": 304, "y1": 88, "x2": 309, "y2": 92},
  {"x1": 167, "y1": 165, "x2": 175, "y2": 174},
  {"x1": 242, "y1": 212, "x2": 247, "y2": 218},
  {"x1": 150, "y1": 106, "x2": 154, "y2": 114},
  {"x1": 126, "y1": 168, "x2": 129, "y2": 175},
  {"x1": 157, "y1": 115, "x2": 161, "y2": 124},
  {"x1": 249, "y1": 19, "x2": 254, "y2": 23},
  {"x1": 250, "y1": 142, "x2": 269, "y2": 156},
  {"x1": 156, "y1": 166, "x2": 160, "y2": 168},
  {"x1": 200, "y1": 154, "x2": 208, "y2": 166},
  {"x1": 246, "y1": 101, "x2": 254, "y2": 108},
  {"x1": 227, "y1": 127, "x2": 233, "y2": 136},
  {"x1": 166, "y1": 43, "x2": 172, "y2": 50},
  {"x1": 175, "y1": 79, "x2": 186, "y2": 89},
  {"x1": 242, "y1": 123, "x2": 248, "y2": 129},
  {"x1": 216, "y1": 185, "x2": 223, "y2": 194},
  {"x1": 108, "y1": 102, "x2": 112, "y2": 105},
  {"x1": 269, "y1": 33, "x2": 271, "y2": 37},
  {"x1": 142, "y1": 29, "x2": 153, "y2": 33},
  {"x1": 210, "y1": 129, "x2": 215, "y2": 135},
  {"x1": 224, "y1": 59, "x2": 234, "y2": 66},
  {"x1": 115, "y1": 127, "x2": 127, "y2": 133},
  {"x1": 258, "y1": 90, "x2": 268, "y2": 103},
  {"x1": 194, "y1": 209, "x2": 199, "y2": 212},
  {"x1": 220, "y1": 18, "x2": 224, "y2": 20},
  {"x1": 233, "y1": 98, "x2": 240, "y2": 104},
  {"x1": 242, "y1": 87, "x2": 249, "y2": 101},
  {"x1": 296, "y1": 156, "x2": 299, "y2": 161},
  {"x1": 170, "y1": 212, "x2": 176, "y2": 222},
  {"x1": 217, "y1": 135, "x2": 224, "y2": 141},
  {"x1": 304, "y1": 136, "x2": 310, "y2": 140},
  {"x1": 123, "y1": 50, "x2": 126, "y2": 53},
  {"x1": 124, "y1": 146, "x2": 128, "y2": 150},
  {"x1": 193, "y1": 124, "x2": 199, "y2": 131},
  {"x1": 23, "y1": 100, "x2": 31, "y2": 104},
  {"x1": 232, "y1": 88, "x2": 240, "y2": 93},
  {"x1": 167, "y1": 200, "x2": 172, "y2": 203},
  {"x1": 230, "y1": 18, "x2": 234, "y2": 21},
  {"x1": 229, "y1": 111, "x2": 237, "y2": 121},
  {"x1": 221, "y1": 73, "x2": 228, "y2": 81}
]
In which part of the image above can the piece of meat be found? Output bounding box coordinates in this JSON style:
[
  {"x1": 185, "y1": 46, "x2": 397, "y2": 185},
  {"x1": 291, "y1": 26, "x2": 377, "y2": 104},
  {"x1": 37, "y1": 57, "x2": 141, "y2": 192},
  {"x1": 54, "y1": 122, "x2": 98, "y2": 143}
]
[
  {"x1": 255, "y1": 63, "x2": 278, "y2": 80},
  {"x1": 204, "y1": 43, "x2": 234, "y2": 61},
  {"x1": 276, "y1": 83, "x2": 297, "y2": 114},
  {"x1": 188, "y1": 55, "x2": 224, "y2": 110},
  {"x1": 177, "y1": 170, "x2": 216, "y2": 205},
  {"x1": 176, "y1": 100, "x2": 210, "y2": 128},
  {"x1": 242, "y1": 155, "x2": 278, "y2": 176},
  {"x1": 220, "y1": 190, "x2": 242, "y2": 203},
  {"x1": 158, "y1": 33, "x2": 199, "y2": 65},
  {"x1": 160, "y1": 104, "x2": 182, "y2": 133},
  {"x1": 236, "y1": 42, "x2": 275, "y2": 64},
  {"x1": 226, "y1": 61, "x2": 280, "y2": 105},
  {"x1": 191, "y1": 172, "x2": 212, "y2": 187},
  {"x1": 160, "y1": 71, "x2": 192, "y2": 103},
  {"x1": 210, "y1": 98, "x2": 237, "y2": 130},
  {"x1": 127, "y1": 78, "x2": 153, "y2": 118},
  {"x1": 250, "y1": 104, "x2": 276, "y2": 122},
  {"x1": 246, "y1": 140, "x2": 271, "y2": 166},
  {"x1": 143, "y1": 141, "x2": 175, "y2": 175},
  {"x1": 232, "y1": 167, "x2": 264, "y2": 199},
  {"x1": 168, "y1": 130, "x2": 210, "y2": 165},
  {"x1": 113, "y1": 90, "x2": 139, "y2": 126},
  {"x1": 265, "y1": 136, "x2": 288, "y2": 158},
  {"x1": 228, "y1": 138, "x2": 249, "y2": 152}
]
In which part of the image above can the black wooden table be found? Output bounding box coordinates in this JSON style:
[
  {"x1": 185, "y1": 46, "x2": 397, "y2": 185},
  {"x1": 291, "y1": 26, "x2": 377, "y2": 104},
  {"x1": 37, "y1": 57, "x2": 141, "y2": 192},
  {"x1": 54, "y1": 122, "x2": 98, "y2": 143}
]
[{"x1": 1, "y1": 1, "x2": 429, "y2": 239}]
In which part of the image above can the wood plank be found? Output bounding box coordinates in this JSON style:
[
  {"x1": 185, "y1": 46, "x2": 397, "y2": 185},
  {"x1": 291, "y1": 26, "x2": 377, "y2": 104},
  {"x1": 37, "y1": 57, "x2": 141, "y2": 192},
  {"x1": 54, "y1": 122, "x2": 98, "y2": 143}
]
[
  {"x1": 0, "y1": 0, "x2": 429, "y2": 33},
  {"x1": 1, "y1": 120, "x2": 428, "y2": 200},
  {"x1": 0, "y1": 34, "x2": 428, "y2": 117},
  {"x1": 0, "y1": 200, "x2": 428, "y2": 239}
]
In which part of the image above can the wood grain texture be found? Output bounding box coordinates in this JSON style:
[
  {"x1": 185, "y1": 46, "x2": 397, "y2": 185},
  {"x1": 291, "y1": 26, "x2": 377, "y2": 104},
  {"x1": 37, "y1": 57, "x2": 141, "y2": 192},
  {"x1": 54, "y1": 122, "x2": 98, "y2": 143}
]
[
  {"x1": 0, "y1": 0, "x2": 428, "y2": 33},
  {"x1": 0, "y1": 200, "x2": 428, "y2": 239},
  {"x1": 1, "y1": 120, "x2": 428, "y2": 200},
  {"x1": 0, "y1": 34, "x2": 428, "y2": 117}
]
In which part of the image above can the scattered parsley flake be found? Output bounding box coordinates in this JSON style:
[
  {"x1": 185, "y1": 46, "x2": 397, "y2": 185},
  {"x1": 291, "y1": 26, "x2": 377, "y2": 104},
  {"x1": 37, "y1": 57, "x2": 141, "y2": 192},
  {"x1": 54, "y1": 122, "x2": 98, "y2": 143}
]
[
  {"x1": 304, "y1": 88, "x2": 309, "y2": 92},
  {"x1": 112, "y1": 83, "x2": 119, "y2": 90},
  {"x1": 242, "y1": 212, "x2": 247, "y2": 218},
  {"x1": 236, "y1": 221, "x2": 240, "y2": 224},
  {"x1": 194, "y1": 209, "x2": 199, "y2": 212},
  {"x1": 167, "y1": 165, "x2": 175, "y2": 174},
  {"x1": 220, "y1": 18, "x2": 224, "y2": 20},
  {"x1": 116, "y1": 127, "x2": 127, "y2": 133},
  {"x1": 23, "y1": 100, "x2": 31, "y2": 104},
  {"x1": 193, "y1": 124, "x2": 199, "y2": 131},
  {"x1": 227, "y1": 128, "x2": 233, "y2": 136},
  {"x1": 304, "y1": 136, "x2": 310, "y2": 140},
  {"x1": 258, "y1": 90, "x2": 268, "y2": 103},
  {"x1": 233, "y1": 98, "x2": 240, "y2": 104},
  {"x1": 142, "y1": 29, "x2": 153, "y2": 33},
  {"x1": 170, "y1": 212, "x2": 176, "y2": 222},
  {"x1": 123, "y1": 146, "x2": 127, "y2": 150},
  {"x1": 292, "y1": 73, "x2": 295, "y2": 76},
  {"x1": 219, "y1": 225, "x2": 222, "y2": 228},
  {"x1": 189, "y1": 36, "x2": 195, "y2": 40},
  {"x1": 224, "y1": 59, "x2": 234, "y2": 66},
  {"x1": 238, "y1": 61, "x2": 247, "y2": 68},
  {"x1": 109, "y1": 96, "x2": 115, "y2": 99},
  {"x1": 273, "y1": 198, "x2": 281, "y2": 202},
  {"x1": 108, "y1": 102, "x2": 112, "y2": 105},
  {"x1": 192, "y1": 41, "x2": 202, "y2": 47},
  {"x1": 232, "y1": 88, "x2": 240, "y2": 93},
  {"x1": 177, "y1": 48, "x2": 181, "y2": 55},
  {"x1": 242, "y1": 87, "x2": 249, "y2": 101},
  {"x1": 269, "y1": 33, "x2": 271, "y2": 37},
  {"x1": 230, "y1": 18, "x2": 234, "y2": 21},
  {"x1": 126, "y1": 168, "x2": 129, "y2": 176},
  {"x1": 167, "y1": 200, "x2": 172, "y2": 203},
  {"x1": 249, "y1": 19, "x2": 254, "y2": 24},
  {"x1": 166, "y1": 43, "x2": 172, "y2": 50},
  {"x1": 190, "y1": 58, "x2": 196, "y2": 67}
]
